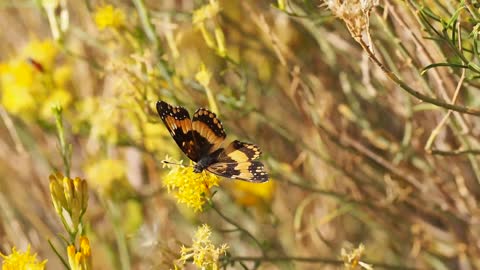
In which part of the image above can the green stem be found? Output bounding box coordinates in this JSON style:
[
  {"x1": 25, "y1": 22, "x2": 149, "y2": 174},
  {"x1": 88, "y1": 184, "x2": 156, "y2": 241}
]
[
  {"x1": 209, "y1": 202, "x2": 265, "y2": 253},
  {"x1": 131, "y1": 0, "x2": 157, "y2": 47},
  {"x1": 358, "y1": 38, "x2": 480, "y2": 116},
  {"x1": 105, "y1": 200, "x2": 131, "y2": 270},
  {"x1": 131, "y1": 0, "x2": 174, "y2": 88},
  {"x1": 48, "y1": 239, "x2": 70, "y2": 270},
  {"x1": 53, "y1": 106, "x2": 71, "y2": 177}
]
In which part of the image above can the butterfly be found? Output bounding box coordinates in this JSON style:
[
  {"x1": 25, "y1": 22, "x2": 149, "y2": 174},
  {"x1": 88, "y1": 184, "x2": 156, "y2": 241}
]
[{"x1": 156, "y1": 100, "x2": 269, "y2": 183}]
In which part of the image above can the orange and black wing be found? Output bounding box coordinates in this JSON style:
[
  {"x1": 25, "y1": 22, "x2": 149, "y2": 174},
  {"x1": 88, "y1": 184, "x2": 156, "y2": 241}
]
[
  {"x1": 192, "y1": 108, "x2": 226, "y2": 157},
  {"x1": 208, "y1": 161, "x2": 269, "y2": 183},
  {"x1": 217, "y1": 140, "x2": 262, "y2": 162},
  {"x1": 207, "y1": 140, "x2": 269, "y2": 182},
  {"x1": 156, "y1": 101, "x2": 200, "y2": 161}
]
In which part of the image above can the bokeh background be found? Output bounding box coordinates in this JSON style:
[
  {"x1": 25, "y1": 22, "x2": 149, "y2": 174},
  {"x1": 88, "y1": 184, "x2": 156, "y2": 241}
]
[{"x1": 1, "y1": 0, "x2": 480, "y2": 269}]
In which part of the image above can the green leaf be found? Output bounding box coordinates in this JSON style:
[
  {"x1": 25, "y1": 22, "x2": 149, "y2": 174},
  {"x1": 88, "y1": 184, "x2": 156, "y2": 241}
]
[{"x1": 421, "y1": 63, "x2": 469, "y2": 75}]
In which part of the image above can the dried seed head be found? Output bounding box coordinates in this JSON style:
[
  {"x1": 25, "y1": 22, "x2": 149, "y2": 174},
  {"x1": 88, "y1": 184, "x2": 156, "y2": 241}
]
[{"x1": 325, "y1": 0, "x2": 379, "y2": 38}]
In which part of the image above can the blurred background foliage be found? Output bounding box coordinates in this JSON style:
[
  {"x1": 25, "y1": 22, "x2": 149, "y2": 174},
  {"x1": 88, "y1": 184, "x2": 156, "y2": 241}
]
[{"x1": 1, "y1": 0, "x2": 480, "y2": 269}]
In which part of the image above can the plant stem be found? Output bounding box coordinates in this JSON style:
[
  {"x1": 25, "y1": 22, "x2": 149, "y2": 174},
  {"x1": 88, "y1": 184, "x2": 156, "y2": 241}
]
[
  {"x1": 229, "y1": 256, "x2": 423, "y2": 270},
  {"x1": 210, "y1": 202, "x2": 265, "y2": 253},
  {"x1": 357, "y1": 38, "x2": 480, "y2": 116}
]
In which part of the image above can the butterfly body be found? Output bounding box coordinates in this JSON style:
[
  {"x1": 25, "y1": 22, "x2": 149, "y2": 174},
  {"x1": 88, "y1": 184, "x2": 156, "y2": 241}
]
[
  {"x1": 156, "y1": 101, "x2": 269, "y2": 182},
  {"x1": 193, "y1": 149, "x2": 222, "y2": 173}
]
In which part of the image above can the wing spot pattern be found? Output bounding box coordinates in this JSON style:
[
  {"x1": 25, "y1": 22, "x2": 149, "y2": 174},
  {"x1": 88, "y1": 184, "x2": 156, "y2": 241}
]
[{"x1": 158, "y1": 101, "x2": 268, "y2": 182}]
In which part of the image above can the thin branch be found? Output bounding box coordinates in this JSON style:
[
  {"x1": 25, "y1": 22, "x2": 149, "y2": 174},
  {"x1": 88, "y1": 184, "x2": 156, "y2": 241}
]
[
  {"x1": 229, "y1": 256, "x2": 423, "y2": 270},
  {"x1": 425, "y1": 20, "x2": 467, "y2": 152},
  {"x1": 0, "y1": 106, "x2": 26, "y2": 155},
  {"x1": 209, "y1": 202, "x2": 265, "y2": 253},
  {"x1": 357, "y1": 38, "x2": 480, "y2": 116},
  {"x1": 430, "y1": 149, "x2": 480, "y2": 156},
  {"x1": 48, "y1": 239, "x2": 70, "y2": 270}
]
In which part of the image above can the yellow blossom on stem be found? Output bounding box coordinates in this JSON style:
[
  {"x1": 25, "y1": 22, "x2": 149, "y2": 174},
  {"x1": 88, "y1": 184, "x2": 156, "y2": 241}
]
[
  {"x1": 192, "y1": 0, "x2": 227, "y2": 57},
  {"x1": 192, "y1": 0, "x2": 220, "y2": 24},
  {"x1": 67, "y1": 236, "x2": 92, "y2": 270},
  {"x1": 40, "y1": 88, "x2": 72, "y2": 119},
  {"x1": 85, "y1": 159, "x2": 126, "y2": 190},
  {"x1": 179, "y1": 224, "x2": 228, "y2": 270},
  {"x1": 0, "y1": 245, "x2": 47, "y2": 270},
  {"x1": 94, "y1": 5, "x2": 125, "y2": 30},
  {"x1": 195, "y1": 64, "x2": 219, "y2": 114},
  {"x1": 230, "y1": 178, "x2": 276, "y2": 206},
  {"x1": 163, "y1": 165, "x2": 219, "y2": 212},
  {"x1": 195, "y1": 63, "x2": 212, "y2": 87},
  {"x1": 49, "y1": 172, "x2": 89, "y2": 236},
  {"x1": 20, "y1": 39, "x2": 58, "y2": 70},
  {"x1": 141, "y1": 122, "x2": 174, "y2": 153}
]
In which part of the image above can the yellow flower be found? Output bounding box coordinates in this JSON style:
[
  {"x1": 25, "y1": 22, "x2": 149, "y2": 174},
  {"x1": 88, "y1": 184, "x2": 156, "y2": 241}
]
[
  {"x1": 195, "y1": 63, "x2": 212, "y2": 87},
  {"x1": 40, "y1": 88, "x2": 72, "y2": 119},
  {"x1": 89, "y1": 100, "x2": 121, "y2": 143},
  {"x1": 94, "y1": 5, "x2": 125, "y2": 30},
  {"x1": 0, "y1": 60, "x2": 37, "y2": 117},
  {"x1": 1, "y1": 86, "x2": 36, "y2": 117},
  {"x1": 179, "y1": 224, "x2": 228, "y2": 270},
  {"x1": 53, "y1": 64, "x2": 72, "y2": 86},
  {"x1": 0, "y1": 39, "x2": 72, "y2": 121},
  {"x1": 192, "y1": 0, "x2": 220, "y2": 25},
  {"x1": 229, "y1": 179, "x2": 275, "y2": 206},
  {"x1": 67, "y1": 236, "x2": 92, "y2": 270},
  {"x1": 0, "y1": 60, "x2": 34, "y2": 88},
  {"x1": 49, "y1": 172, "x2": 89, "y2": 235},
  {"x1": 84, "y1": 158, "x2": 135, "y2": 200},
  {"x1": 142, "y1": 122, "x2": 174, "y2": 153},
  {"x1": 21, "y1": 39, "x2": 58, "y2": 70},
  {"x1": 163, "y1": 166, "x2": 219, "y2": 212},
  {"x1": 195, "y1": 64, "x2": 219, "y2": 114},
  {"x1": 0, "y1": 245, "x2": 47, "y2": 270},
  {"x1": 85, "y1": 159, "x2": 125, "y2": 190}
]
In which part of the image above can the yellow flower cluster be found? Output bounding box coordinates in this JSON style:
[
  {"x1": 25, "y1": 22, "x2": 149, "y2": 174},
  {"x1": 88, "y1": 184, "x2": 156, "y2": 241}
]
[
  {"x1": 94, "y1": 5, "x2": 125, "y2": 30},
  {"x1": 179, "y1": 224, "x2": 228, "y2": 270},
  {"x1": 163, "y1": 166, "x2": 219, "y2": 212},
  {"x1": 0, "y1": 245, "x2": 47, "y2": 270},
  {"x1": 49, "y1": 172, "x2": 89, "y2": 235},
  {"x1": 67, "y1": 236, "x2": 92, "y2": 270},
  {"x1": 0, "y1": 39, "x2": 72, "y2": 120}
]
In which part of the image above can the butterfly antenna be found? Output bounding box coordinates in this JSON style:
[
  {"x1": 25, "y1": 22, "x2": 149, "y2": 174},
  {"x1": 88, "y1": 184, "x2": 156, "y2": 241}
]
[{"x1": 161, "y1": 160, "x2": 192, "y2": 168}]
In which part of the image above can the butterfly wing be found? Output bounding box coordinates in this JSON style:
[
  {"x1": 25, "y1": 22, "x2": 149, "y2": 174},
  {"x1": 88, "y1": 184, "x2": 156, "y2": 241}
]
[
  {"x1": 207, "y1": 161, "x2": 269, "y2": 183},
  {"x1": 207, "y1": 140, "x2": 268, "y2": 182},
  {"x1": 156, "y1": 101, "x2": 200, "y2": 161},
  {"x1": 192, "y1": 108, "x2": 226, "y2": 157},
  {"x1": 217, "y1": 140, "x2": 262, "y2": 162}
]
